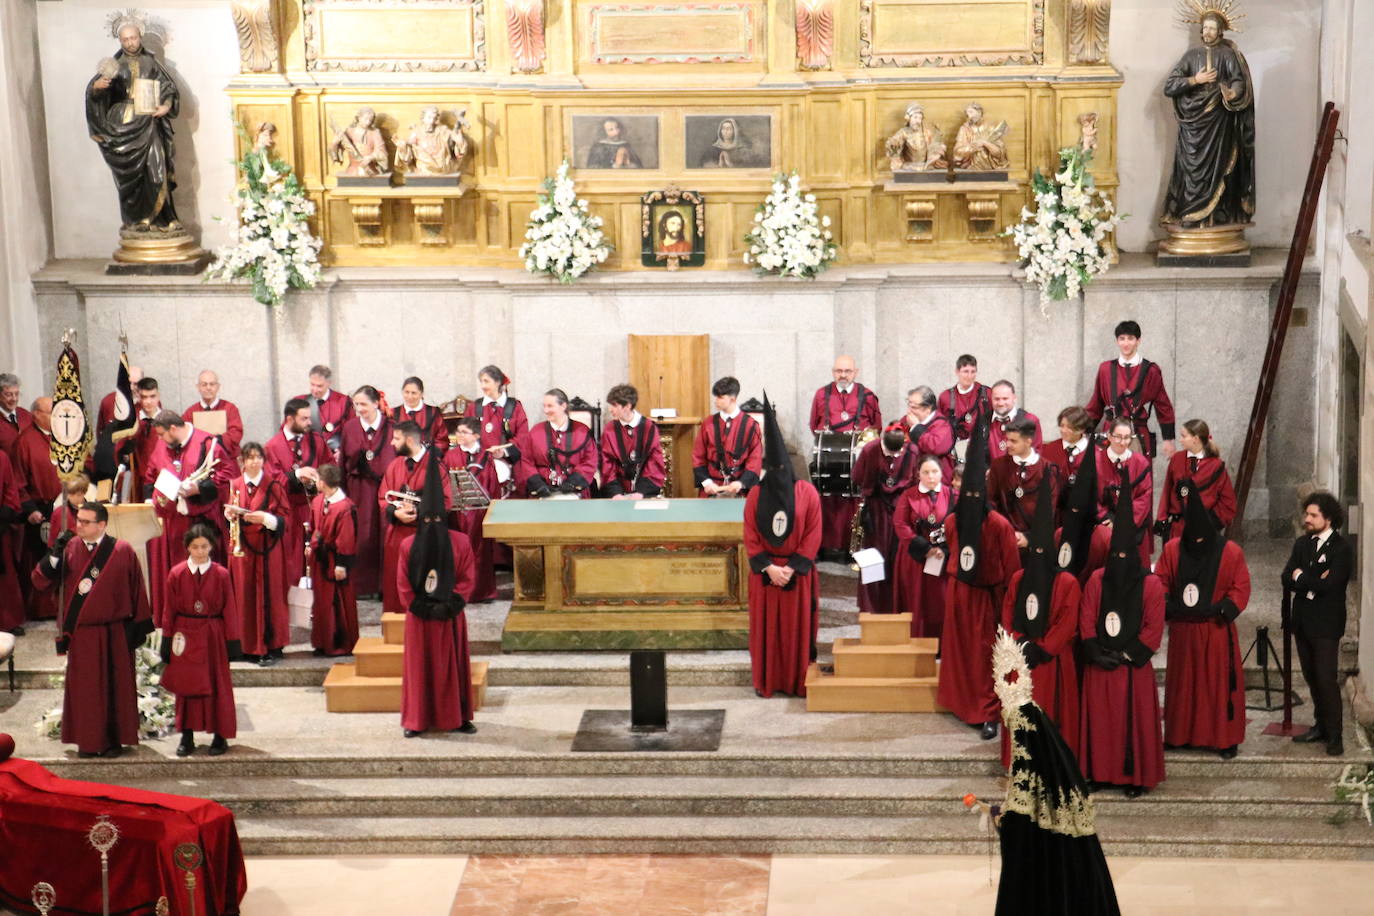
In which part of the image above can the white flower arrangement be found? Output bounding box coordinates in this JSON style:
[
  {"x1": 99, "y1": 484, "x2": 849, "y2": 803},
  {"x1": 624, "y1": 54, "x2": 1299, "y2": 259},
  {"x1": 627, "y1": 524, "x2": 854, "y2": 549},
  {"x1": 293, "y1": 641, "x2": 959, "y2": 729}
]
[
  {"x1": 35, "y1": 634, "x2": 178, "y2": 742},
  {"x1": 743, "y1": 171, "x2": 837, "y2": 279},
  {"x1": 520, "y1": 160, "x2": 611, "y2": 283},
  {"x1": 1007, "y1": 146, "x2": 1123, "y2": 304},
  {"x1": 207, "y1": 141, "x2": 323, "y2": 307}
]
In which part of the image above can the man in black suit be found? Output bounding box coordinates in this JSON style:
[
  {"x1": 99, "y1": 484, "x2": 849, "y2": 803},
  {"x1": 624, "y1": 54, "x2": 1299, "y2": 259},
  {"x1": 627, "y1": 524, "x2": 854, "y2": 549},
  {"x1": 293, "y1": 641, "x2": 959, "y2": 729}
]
[{"x1": 1281, "y1": 492, "x2": 1353, "y2": 756}]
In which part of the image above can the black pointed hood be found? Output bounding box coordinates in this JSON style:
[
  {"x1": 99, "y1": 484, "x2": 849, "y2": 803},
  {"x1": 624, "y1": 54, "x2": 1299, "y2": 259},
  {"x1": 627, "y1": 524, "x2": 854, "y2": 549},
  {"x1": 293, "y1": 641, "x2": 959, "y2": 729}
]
[
  {"x1": 1056, "y1": 438, "x2": 1097, "y2": 575},
  {"x1": 755, "y1": 392, "x2": 795, "y2": 548},
  {"x1": 1172, "y1": 487, "x2": 1226, "y2": 618},
  {"x1": 1097, "y1": 465, "x2": 1144, "y2": 650},
  {"x1": 954, "y1": 416, "x2": 990, "y2": 584},
  {"x1": 1013, "y1": 470, "x2": 1057, "y2": 639},
  {"x1": 406, "y1": 447, "x2": 461, "y2": 621}
]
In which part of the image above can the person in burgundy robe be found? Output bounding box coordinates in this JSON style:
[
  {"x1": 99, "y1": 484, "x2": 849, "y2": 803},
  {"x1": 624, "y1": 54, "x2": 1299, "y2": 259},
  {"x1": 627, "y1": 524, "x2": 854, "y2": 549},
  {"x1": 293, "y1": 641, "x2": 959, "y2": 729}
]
[
  {"x1": 398, "y1": 447, "x2": 477, "y2": 737},
  {"x1": 938, "y1": 419, "x2": 1020, "y2": 739},
  {"x1": 47, "y1": 477, "x2": 88, "y2": 547},
  {"x1": 744, "y1": 396, "x2": 822, "y2": 697},
  {"x1": 1157, "y1": 490, "x2": 1251, "y2": 758},
  {"x1": 692, "y1": 377, "x2": 763, "y2": 498},
  {"x1": 298, "y1": 364, "x2": 354, "y2": 453},
  {"x1": 124, "y1": 378, "x2": 164, "y2": 503},
  {"x1": 599, "y1": 384, "x2": 666, "y2": 498},
  {"x1": 308, "y1": 465, "x2": 359, "y2": 657},
  {"x1": 181, "y1": 369, "x2": 244, "y2": 460},
  {"x1": 224, "y1": 443, "x2": 291, "y2": 664},
  {"x1": 14, "y1": 399, "x2": 62, "y2": 621},
  {"x1": 338, "y1": 386, "x2": 395, "y2": 597},
  {"x1": 31, "y1": 502, "x2": 152, "y2": 757},
  {"x1": 1084, "y1": 320, "x2": 1176, "y2": 460},
  {"x1": 145, "y1": 411, "x2": 233, "y2": 626},
  {"x1": 162, "y1": 525, "x2": 240, "y2": 757},
  {"x1": 987, "y1": 380, "x2": 1043, "y2": 459},
  {"x1": 1088, "y1": 419, "x2": 1155, "y2": 571},
  {"x1": 391, "y1": 375, "x2": 450, "y2": 456},
  {"x1": 904, "y1": 386, "x2": 956, "y2": 485},
  {"x1": 988, "y1": 415, "x2": 1061, "y2": 559},
  {"x1": 1078, "y1": 483, "x2": 1166, "y2": 796},
  {"x1": 465, "y1": 364, "x2": 532, "y2": 495},
  {"x1": 852, "y1": 428, "x2": 920, "y2": 614},
  {"x1": 380, "y1": 421, "x2": 454, "y2": 613},
  {"x1": 1156, "y1": 418, "x2": 1237, "y2": 541},
  {"x1": 264, "y1": 398, "x2": 336, "y2": 586},
  {"x1": 0, "y1": 373, "x2": 31, "y2": 463},
  {"x1": 446, "y1": 418, "x2": 499, "y2": 602},
  {"x1": 936, "y1": 354, "x2": 992, "y2": 444},
  {"x1": 809, "y1": 355, "x2": 883, "y2": 556},
  {"x1": 1000, "y1": 472, "x2": 1082, "y2": 767},
  {"x1": 1041, "y1": 406, "x2": 1095, "y2": 505},
  {"x1": 97, "y1": 363, "x2": 141, "y2": 441},
  {"x1": 891, "y1": 455, "x2": 955, "y2": 638},
  {"x1": 525, "y1": 389, "x2": 599, "y2": 499},
  {"x1": 0, "y1": 449, "x2": 25, "y2": 634}
]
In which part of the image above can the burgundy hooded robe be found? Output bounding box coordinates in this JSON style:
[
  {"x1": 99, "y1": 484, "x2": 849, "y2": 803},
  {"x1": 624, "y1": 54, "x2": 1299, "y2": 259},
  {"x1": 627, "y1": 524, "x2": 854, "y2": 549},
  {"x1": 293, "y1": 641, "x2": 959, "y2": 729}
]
[
  {"x1": 162, "y1": 560, "x2": 240, "y2": 738},
  {"x1": 15, "y1": 423, "x2": 62, "y2": 619},
  {"x1": 32, "y1": 536, "x2": 152, "y2": 754},
  {"x1": 1084, "y1": 358, "x2": 1176, "y2": 458},
  {"x1": 181, "y1": 398, "x2": 245, "y2": 460},
  {"x1": 1000, "y1": 570, "x2": 1082, "y2": 767},
  {"x1": 937, "y1": 509, "x2": 1020, "y2": 725},
  {"x1": 908, "y1": 413, "x2": 957, "y2": 485},
  {"x1": 225, "y1": 471, "x2": 291, "y2": 657},
  {"x1": 263, "y1": 428, "x2": 335, "y2": 585},
  {"x1": 851, "y1": 439, "x2": 920, "y2": 614},
  {"x1": 743, "y1": 479, "x2": 822, "y2": 697},
  {"x1": 691, "y1": 411, "x2": 763, "y2": 495},
  {"x1": 525, "y1": 420, "x2": 599, "y2": 498},
  {"x1": 397, "y1": 529, "x2": 476, "y2": 731},
  {"x1": 809, "y1": 382, "x2": 883, "y2": 552},
  {"x1": 338, "y1": 413, "x2": 396, "y2": 596},
  {"x1": 891, "y1": 485, "x2": 956, "y2": 638},
  {"x1": 1088, "y1": 451, "x2": 1155, "y2": 570},
  {"x1": 988, "y1": 409, "x2": 1043, "y2": 460},
  {"x1": 1157, "y1": 452, "x2": 1237, "y2": 540},
  {"x1": 936, "y1": 383, "x2": 991, "y2": 442},
  {"x1": 392, "y1": 403, "x2": 450, "y2": 456},
  {"x1": 0, "y1": 451, "x2": 26, "y2": 630},
  {"x1": 309, "y1": 492, "x2": 360, "y2": 656},
  {"x1": 379, "y1": 452, "x2": 453, "y2": 613},
  {"x1": 599, "y1": 416, "x2": 666, "y2": 497},
  {"x1": 294, "y1": 388, "x2": 354, "y2": 443},
  {"x1": 445, "y1": 445, "x2": 499, "y2": 602},
  {"x1": 1078, "y1": 570, "x2": 1166, "y2": 790},
  {"x1": 1156, "y1": 538, "x2": 1251, "y2": 751}
]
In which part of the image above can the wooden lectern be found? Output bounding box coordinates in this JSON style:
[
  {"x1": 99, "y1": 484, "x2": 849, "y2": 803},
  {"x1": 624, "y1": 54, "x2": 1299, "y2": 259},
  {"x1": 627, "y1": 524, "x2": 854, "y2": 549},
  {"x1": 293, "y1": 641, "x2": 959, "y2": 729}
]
[{"x1": 628, "y1": 334, "x2": 709, "y2": 499}]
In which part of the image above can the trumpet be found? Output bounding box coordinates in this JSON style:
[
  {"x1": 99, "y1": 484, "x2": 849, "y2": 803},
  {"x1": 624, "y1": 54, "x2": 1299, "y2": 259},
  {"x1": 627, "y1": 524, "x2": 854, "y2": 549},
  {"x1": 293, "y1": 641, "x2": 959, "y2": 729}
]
[
  {"x1": 385, "y1": 489, "x2": 421, "y2": 509},
  {"x1": 225, "y1": 497, "x2": 246, "y2": 558},
  {"x1": 848, "y1": 497, "x2": 867, "y2": 569},
  {"x1": 175, "y1": 439, "x2": 219, "y2": 515}
]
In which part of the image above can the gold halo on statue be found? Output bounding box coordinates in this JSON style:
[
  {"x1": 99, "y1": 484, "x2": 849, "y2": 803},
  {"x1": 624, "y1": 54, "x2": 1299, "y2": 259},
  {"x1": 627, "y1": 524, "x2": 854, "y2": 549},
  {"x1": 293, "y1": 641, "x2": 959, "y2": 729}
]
[
  {"x1": 105, "y1": 8, "x2": 168, "y2": 44},
  {"x1": 1175, "y1": 0, "x2": 1245, "y2": 31}
]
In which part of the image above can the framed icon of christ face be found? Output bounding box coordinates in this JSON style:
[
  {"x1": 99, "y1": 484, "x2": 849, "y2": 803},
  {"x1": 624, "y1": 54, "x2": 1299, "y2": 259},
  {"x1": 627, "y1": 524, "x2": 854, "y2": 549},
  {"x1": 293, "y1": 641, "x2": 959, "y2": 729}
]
[{"x1": 640, "y1": 188, "x2": 704, "y2": 269}]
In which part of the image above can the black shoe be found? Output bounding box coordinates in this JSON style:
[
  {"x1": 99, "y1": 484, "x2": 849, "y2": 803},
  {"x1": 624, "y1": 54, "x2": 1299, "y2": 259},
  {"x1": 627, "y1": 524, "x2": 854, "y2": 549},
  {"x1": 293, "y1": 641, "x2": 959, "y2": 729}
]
[
  {"x1": 1327, "y1": 741, "x2": 1345, "y2": 756},
  {"x1": 1292, "y1": 727, "x2": 1325, "y2": 744},
  {"x1": 100, "y1": 746, "x2": 122, "y2": 758},
  {"x1": 176, "y1": 740, "x2": 194, "y2": 758},
  {"x1": 403, "y1": 729, "x2": 421, "y2": 738},
  {"x1": 1219, "y1": 745, "x2": 1238, "y2": 760},
  {"x1": 1123, "y1": 785, "x2": 1145, "y2": 798},
  {"x1": 269, "y1": 648, "x2": 285, "y2": 659},
  {"x1": 208, "y1": 736, "x2": 228, "y2": 757},
  {"x1": 77, "y1": 751, "x2": 99, "y2": 759},
  {"x1": 452, "y1": 722, "x2": 477, "y2": 734},
  {"x1": 258, "y1": 654, "x2": 276, "y2": 667},
  {"x1": 980, "y1": 721, "x2": 999, "y2": 741},
  {"x1": 312, "y1": 648, "x2": 328, "y2": 657},
  {"x1": 240, "y1": 654, "x2": 261, "y2": 664},
  {"x1": 10, "y1": 626, "x2": 24, "y2": 636}
]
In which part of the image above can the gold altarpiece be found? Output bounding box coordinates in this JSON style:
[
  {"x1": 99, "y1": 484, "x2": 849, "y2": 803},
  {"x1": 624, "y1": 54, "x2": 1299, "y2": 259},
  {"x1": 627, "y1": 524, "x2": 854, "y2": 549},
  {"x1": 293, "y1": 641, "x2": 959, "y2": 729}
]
[{"x1": 227, "y1": 0, "x2": 1120, "y2": 268}]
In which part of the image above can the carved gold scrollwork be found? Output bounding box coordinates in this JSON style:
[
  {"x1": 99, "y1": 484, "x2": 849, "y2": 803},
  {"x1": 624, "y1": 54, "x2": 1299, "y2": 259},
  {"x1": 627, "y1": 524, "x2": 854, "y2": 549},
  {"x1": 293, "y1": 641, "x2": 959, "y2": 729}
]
[
  {"x1": 1068, "y1": 0, "x2": 1111, "y2": 65},
  {"x1": 514, "y1": 546, "x2": 545, "y2": 600},
  {"x1": 412, "y1": 201, "x2": 449, "y2": 245},
  {"x1": 796, "y1": 0, "x2": 834, "y2": 70},
  {"x1": 348, "y1": 199, "x2": 386, "y2": 246},
  {"x1": 966, "y1": 195, "x2": 1001, "y2": 240},
  {"x1": 903, "y1": 197, "x2": 936, "y2": 242},
  {"x1": 231, "y1": 0, "x2": 280, "y2": 73}
]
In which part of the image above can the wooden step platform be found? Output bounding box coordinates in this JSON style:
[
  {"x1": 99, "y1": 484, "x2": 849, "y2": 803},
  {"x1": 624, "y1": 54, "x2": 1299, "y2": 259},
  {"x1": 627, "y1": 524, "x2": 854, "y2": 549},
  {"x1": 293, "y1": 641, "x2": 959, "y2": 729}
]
[
  {"x1": 806, "y1": 613, "x2": 942, "y2": 713},
  {"x1": 324, "y1": 661, "x2": 488, "y2": 713},
  {"x1": 354, "y1": 636, "x2": 403, "y2": 678},
  {"x1": 381, "y1": 612, "x2": 405, "y2": 645}
]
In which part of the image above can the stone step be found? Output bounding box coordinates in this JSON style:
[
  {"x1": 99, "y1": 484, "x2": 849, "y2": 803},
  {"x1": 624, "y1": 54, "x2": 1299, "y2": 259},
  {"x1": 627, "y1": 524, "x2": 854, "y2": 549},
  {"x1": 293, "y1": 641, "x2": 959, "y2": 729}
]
[
  {"x1": 804, "y1": 663, "x2": 942, "y2": 713},
  {"x1": 38, "y1": 750, "x2": 1359, "y2": 783},
  {"x1": 229, "y1": 813, "x2": 1374, "y2": 859},
  {"x1": 832, "y1": 637, "x2": 937, "y2": 679},
  {"x1": 858, "y1": 613, "x2": 913, "y2": 646},
  {"x1": 322, "y1": 661, "x2": 488, "y2": 713},
  {"x1": 112, "y1": 774, "x2": 1352, "y2": 822}
]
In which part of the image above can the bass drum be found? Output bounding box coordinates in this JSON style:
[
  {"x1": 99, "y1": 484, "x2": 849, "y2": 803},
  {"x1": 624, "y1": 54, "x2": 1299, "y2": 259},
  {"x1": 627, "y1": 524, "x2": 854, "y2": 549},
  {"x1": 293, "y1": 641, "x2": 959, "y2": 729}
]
[{"x1": 809, "y1": 430, "x2": 871, "y2": 497}]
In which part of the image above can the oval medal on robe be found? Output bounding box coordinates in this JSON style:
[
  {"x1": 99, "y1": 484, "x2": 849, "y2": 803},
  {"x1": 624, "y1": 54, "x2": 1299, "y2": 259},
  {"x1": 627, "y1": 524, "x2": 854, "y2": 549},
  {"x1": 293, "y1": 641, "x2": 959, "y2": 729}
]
[
  {"x1": 424, "y1": 569, "x2": 439, "y2": 594},
  {"x1": 1058, "y1": 543, "x2": 1074, "y2": 568},
  {"x1": 771, "y1": 510, "x2": 788, "y2": 538},
  {"x1": 88, "y1": 567, "x2": 100, "y2": 579},
  {"x1": 366, "y1": 449, "x2": 375, "y2": 461},
  {"x1": 172, "y1": 632, "x2": 187, "y2": 657},
  {"x1": 1183, "y1": 583, "x2": 1200, "y2": 608},
  {"x1": 326, "y1": 422, "x2": 335, "y2": 432},
  {"x1": 77, "y1": 578, "x2": 93, "y2": 595},
  {"x1": 964, "y1": 412, "x2": 972, "y2": 423},
  {"x1": 999, "y1": 441, "x2": 1008, "y2": 451},
  {"x1": 485, "y1": 422, "x2": 493, "y2": 433},
  {"x1": 1014, "y1": 486, "x2": 1024, "y2": 499},
  {"x1": 1180, "y1": 485, "x2": 1191, "y2": 498},
  {"x1": 840, "y1": 411, "x2": 850, "y2": 421},
  {"x1": 193, "y1": 599, "x2": 205, "y2": 614},
  {"x1": 885, "y1": 477, "x2": 895, "y2": 488},
  {"x1": 1025, "y1": 593, "x2": 1040, "y2": 621},
  {"x1": 173, "y1": 460, "x2": 182, "y2": 471},
  {"x1": 927, "y1": 514, "x2": 937, "y2": 524},
  {"x1": 1104, "y1": 611, "x2": 1122, "y2": 638},
  {"x1": 1068, "y1": 473, "x2": 1077, "y2": 485},
  {"x1": 959, "y1": 545, "x2": 976, "y2": 571}
]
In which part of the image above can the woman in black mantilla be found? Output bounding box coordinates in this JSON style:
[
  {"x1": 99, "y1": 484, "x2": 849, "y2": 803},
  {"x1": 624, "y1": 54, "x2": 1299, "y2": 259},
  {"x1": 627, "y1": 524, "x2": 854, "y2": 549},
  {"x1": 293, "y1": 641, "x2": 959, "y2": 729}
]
[
  {"x1": 85, "y1": 14, "x2": 183, "y2": 230},
  {"x1": 1161, "y1": 5, "x2": 1255, "y2": 228}
]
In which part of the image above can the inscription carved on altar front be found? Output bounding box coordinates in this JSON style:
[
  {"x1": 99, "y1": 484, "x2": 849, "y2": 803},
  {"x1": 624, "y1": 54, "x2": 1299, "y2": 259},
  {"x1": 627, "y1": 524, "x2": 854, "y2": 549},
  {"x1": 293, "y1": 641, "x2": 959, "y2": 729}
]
[{"x1": 562, "y1": 545, "x2": 741, "y2": 606}]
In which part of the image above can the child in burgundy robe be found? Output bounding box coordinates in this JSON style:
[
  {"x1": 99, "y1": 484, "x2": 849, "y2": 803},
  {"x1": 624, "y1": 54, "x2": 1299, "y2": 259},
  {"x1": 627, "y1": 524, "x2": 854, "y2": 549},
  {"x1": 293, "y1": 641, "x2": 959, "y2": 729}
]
[
  {"x1": 163, "y1": 525, "x2": 240, "y2": 757},
  {"x1": 891, "y1": 455, "x2": 955, "y2": 638},
  {"x1": 445, "y1": 418, "x2": 499, "y2": 602},
  {"x1": 224, "y1": 443, "x2": 291, "y2": 665},
  {"x1": 309, "y1": 464, "x2": 359, "y2": 656}
]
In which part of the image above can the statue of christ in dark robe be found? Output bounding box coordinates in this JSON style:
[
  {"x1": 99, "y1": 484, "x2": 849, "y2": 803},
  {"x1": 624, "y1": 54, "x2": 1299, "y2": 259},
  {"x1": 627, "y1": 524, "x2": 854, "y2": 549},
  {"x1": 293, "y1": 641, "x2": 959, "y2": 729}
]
[
  {"x1": 85, "y1": 21, "x2": 183, "y2": 231},
  {"x1": 1161, "y1": 13, "x2": 1255, "y2": 228}
]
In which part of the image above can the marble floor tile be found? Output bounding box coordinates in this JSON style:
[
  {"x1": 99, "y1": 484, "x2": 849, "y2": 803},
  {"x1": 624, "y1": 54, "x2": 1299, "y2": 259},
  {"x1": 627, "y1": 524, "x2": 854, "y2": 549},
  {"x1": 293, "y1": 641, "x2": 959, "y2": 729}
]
[{"x1": 243, "y1": 855, "x2": 467, "y2": 915}]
